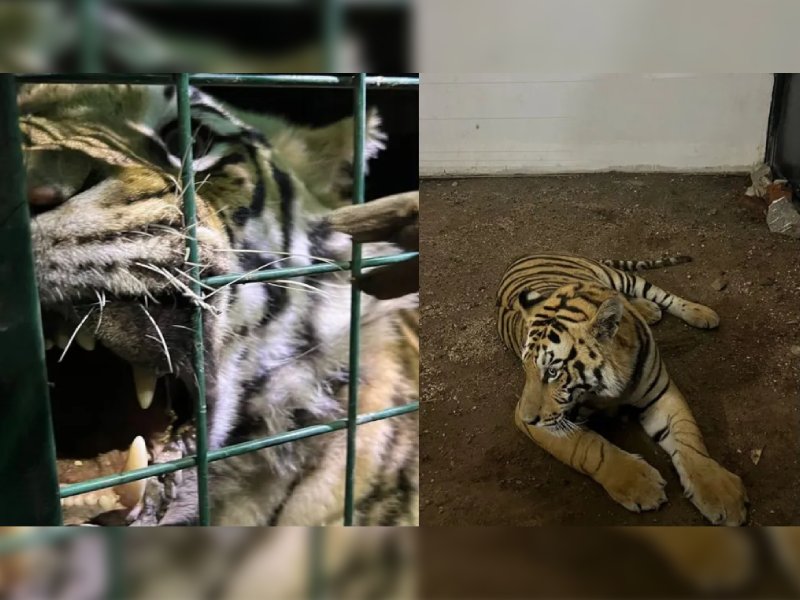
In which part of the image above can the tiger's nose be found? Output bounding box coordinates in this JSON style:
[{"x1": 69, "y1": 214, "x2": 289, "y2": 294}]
[{"x1": 28, "y1": 185, "x2": 64, "y2": 213}]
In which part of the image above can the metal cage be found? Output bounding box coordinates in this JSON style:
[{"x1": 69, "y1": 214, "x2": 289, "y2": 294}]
[{"x1": 0, "y1": 72, "x2": 419, "y2": 526}]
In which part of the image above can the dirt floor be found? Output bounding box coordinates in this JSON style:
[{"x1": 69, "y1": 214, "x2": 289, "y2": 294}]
[{"x1": 420, "y1": 173, "x2": 800, "y2": 526}]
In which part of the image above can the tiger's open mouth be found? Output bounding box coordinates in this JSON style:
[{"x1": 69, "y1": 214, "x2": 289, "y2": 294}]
[{"x1": 42, "y1": 294, "x2": 200, "y2": 526}]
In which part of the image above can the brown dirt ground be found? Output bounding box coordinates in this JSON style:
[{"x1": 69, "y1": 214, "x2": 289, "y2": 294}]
[{"x1": 420, "y1": 173, "x2": 800, "y2": 526}]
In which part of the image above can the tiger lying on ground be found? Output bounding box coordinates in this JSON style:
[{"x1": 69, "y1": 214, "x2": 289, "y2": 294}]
[
  {"x1": 496, "y1": 253, "x2": 747, "y2": 525},
  {"x1": 18, "y1": 83, "x2": 418, "y2": 525}
]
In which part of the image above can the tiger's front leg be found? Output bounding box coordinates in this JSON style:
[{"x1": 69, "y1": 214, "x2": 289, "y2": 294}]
[
  {"x1": 514, "y1": 402, "x2": 667, "y2": 512},
  {"x1": 637, "y1": 381, "x2": 748, "y2": 525}
]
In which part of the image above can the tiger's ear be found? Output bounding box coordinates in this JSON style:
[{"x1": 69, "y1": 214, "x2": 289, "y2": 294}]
[
  {"x1": 591, "y1": 296, "x2": 623, "y2": 341},
  {"x1": 512, "y1": 289, "x2": 547, "y2": 313},
  {"x1": 273, "y1": 109, "x2": 385, "y2": 208}
]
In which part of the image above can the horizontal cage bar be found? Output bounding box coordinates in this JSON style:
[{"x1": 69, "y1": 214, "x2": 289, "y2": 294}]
[
  {"x1": 58, "y1": 402, "x2": 418, "y2": 498},
  {"x1": 15, "y1": 74, "x2": 419, "y2": 88},
  {"x1": 202, "y1": 251, "x2": 418, "y2": 287}
]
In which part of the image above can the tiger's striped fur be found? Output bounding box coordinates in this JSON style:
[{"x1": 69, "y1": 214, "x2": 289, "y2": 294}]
[
  {"x1": 19, "y1": 84, "x2": 418, "y2": 526},
  {"x1": 601, "y1": 255, "x2": 691, "y2": 271},
  {"x1": 496, "y1": 253, "x2": 747, "y2": 525}
]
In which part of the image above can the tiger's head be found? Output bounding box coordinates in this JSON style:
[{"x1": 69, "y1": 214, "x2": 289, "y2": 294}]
[
  {"x1": 516, "y1": 283, "x2": 638, "y2": 435},
  {"x1": 18, "y1": 83, "x2": 389, "y2": 524}
]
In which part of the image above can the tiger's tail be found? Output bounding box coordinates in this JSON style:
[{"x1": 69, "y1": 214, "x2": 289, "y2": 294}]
[{"x1": 601, "y1": 255, "x2": 692, "y2": 271}]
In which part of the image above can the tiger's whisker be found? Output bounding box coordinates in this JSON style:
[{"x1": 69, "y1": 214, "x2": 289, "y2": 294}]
[
  {"x1": 58, "y1": 308, "x2": 96, "y2": 363},
  {"x1": 139, "y1": 304, "x2": 173, "y2": 374}
]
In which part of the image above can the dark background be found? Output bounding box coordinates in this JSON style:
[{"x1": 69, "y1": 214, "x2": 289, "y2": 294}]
[
  {"x1": 202, "y1": 84, "x2": 418, "y2": 202},
  {"x1": 63, "y1": 2, "x2": 418, "y2": 201}
]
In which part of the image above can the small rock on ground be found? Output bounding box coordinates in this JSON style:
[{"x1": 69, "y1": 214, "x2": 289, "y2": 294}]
[{"x1": 766, "y1": 197, "x2": 800, "y2": 238}]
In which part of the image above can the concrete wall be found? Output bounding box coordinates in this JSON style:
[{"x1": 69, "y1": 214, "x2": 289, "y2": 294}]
[{"x1": 420, "y1": 74, "x2": 773, "y2": 176}]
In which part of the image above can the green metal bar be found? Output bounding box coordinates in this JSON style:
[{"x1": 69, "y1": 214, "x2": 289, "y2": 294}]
[
  {"x1": 343, "y1": 73, "x2": 366, "y2": 526},
  {"x1": 210, "y1": 402, "x2": 418, "y2": 462},
  {"x1": 322, "y1": 0, "x2": 343, "y2": 72},
  {"x1": 78, "y1": 0, "x2": 101, "y2": 72},
  {"x1": 106, "y1": 529, "x2": 124, "y2": 600},
  {"x1": 58, "y1": 403, "x2": 419, "y2": 498},
  {"x1": 202, "y1": 251, "x2": 418, "y2": 287},
  {"x1": 175, "y1": 73, "x2": 211, "y2": 526},
  {"x1": 15, "y1": 74, "x2": 420, "y2": 88},
  {"x1": 0, "y1": 75, "x2": 63, "y2": 526},
  {"x1": 310, "y1": 527, "x2": 325, "y2": 600}
]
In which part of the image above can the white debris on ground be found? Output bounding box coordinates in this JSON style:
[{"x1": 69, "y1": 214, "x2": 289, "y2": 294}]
[
  {"x1": 745, "y1": 163, "x2": 772, "y2": 198},
  {"x1": 746, "y1": 162, "x2": 800, "y2": 239}
]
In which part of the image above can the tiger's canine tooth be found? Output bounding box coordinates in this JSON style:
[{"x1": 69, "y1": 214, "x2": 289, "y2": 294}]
[
  {"x1": 76, "y1": 328, "x2": 96, "y2": 351},
  {"x1": 55, "y1": 330, "x2": 70, "y2": 350},
  {"x1": 131, "y1": 365, "x2": 157, "y2": 410},
  {"x1": 114, "y1": 436, "x2": 148, "y2": 509}
]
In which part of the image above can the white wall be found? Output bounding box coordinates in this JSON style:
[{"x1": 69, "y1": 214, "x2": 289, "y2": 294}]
[{"x1": 420, "y1": 74, "x2": 774, "y2": 176}]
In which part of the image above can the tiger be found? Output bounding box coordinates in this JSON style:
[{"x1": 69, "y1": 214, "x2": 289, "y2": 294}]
[
  {"x1": 17, "y1": 82, "x2": 418, "y2": 526},
  {"x1": 495, "y1": 253, "x2": 747, "y2": 525}
]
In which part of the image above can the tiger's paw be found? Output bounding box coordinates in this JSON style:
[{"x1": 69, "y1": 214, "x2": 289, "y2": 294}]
[
  {"x1": 602, "y1": 454, "x2": 668, "y2": 513},
  {"x1": 630, "y1": 298, "x2": 662, "y2": 324},
  {"x1": 682, "y1": 460, "x2": 748, "y2": 526},
  {"x1": 680, "y1": 302, "x2": 720, "y2": 329},
  {"x1": 631, "y1": 528, "x2": 755, "y2": 592}
]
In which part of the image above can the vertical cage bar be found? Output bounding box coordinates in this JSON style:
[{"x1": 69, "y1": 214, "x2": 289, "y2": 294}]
[
  {"x1": 0, "y1": 75, "x2": 62, "y2": 525},
  {"x1": 106, "y1": 528, "x2": 124, "y2": 600},
  {"x1": 322, "y1": 0, "x2": 342, "y2": 71},
  {"x1": 309, "y1": 528, "x2": 325, "y2": 599},
  {"x1": 343, "y1": 73, "x2": 366, "y2": 525},
  {"x1": 175, "y1": 73, "x2": 211, "y2": 525},
  {"x1": 78, "y1": 0, "x2": 101, "y2": 72}
]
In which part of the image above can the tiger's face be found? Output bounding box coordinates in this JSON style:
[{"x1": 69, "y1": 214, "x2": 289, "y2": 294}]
[
  {"x1": 18, "y1": 83, "x2": 385, "y2": 524},
  {"x1": 517, "y1": 284, "x2": 635, "y2": 435}
]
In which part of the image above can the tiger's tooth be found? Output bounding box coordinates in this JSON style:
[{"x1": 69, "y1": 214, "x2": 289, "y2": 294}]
[
  {"x1": 44, "y1": 338, "x2": 54, "y2": 350},
  {"x1": 76, "y1": 328, "x2": 95, "y2": 351},
  {"x1": 114, "y1": 436, "x2": 148, "y2": 509},
  {"x1": 55, "y1": 330, "x2": 70, "y2": 350},
  {"x1": 131, "y1": 365, "x2": 157, "y2": 410},
  {"x1": 98, "y1": 494, "x2": 116, "y2": 512}
]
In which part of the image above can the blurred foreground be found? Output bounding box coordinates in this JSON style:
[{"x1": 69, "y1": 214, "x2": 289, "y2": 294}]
[
  {"x1": 3, "y1": 527, "x2": 800, "y2": 598},
  {"x1": 423, "y1": 528, "x2": 800, "y2": 598},
  {"x1": 0, "y1": 0, "x2": 412, "y2": 73},
  {"x1": 0, "y1": 527, "x2": 415, "y2": 599}
]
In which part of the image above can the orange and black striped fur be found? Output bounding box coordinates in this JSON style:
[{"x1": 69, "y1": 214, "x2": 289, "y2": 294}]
[{"x1": 496, "y1": 254, "x2": 747, "y2": 525}]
